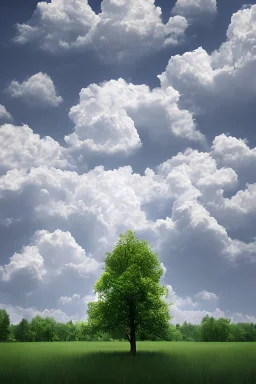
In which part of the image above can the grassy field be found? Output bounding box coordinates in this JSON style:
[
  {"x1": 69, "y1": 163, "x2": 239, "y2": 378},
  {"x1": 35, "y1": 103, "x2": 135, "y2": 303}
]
[{"x1": 0, "y1": 341, "x2": 255, "y2": 384}]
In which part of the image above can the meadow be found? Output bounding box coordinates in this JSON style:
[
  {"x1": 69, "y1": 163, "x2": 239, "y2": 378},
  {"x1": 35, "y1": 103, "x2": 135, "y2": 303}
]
[{"x1": 0, "y1": 341, "x2": 255, "y2": 384}]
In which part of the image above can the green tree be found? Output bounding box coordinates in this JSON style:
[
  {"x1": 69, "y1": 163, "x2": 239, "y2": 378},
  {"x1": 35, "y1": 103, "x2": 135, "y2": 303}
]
[
  {"x1": 66, "y1": 320, "x2": 77, "y2": 341},
  {"x1": 44, "y1": 317, "x2": 57, "y2": 342},
  {"x1": 228, "y1": 324, "x2": 245, "y2": 342},
  {"x1": 8, "y1": 324, "x2": 17, "y2": 342},
  {"x1": 179, "y1": 322, "x2": 201, "y2": 341},
  {"x1": 0, "y1": 309, "x2": 10, "y2": 342},
  {"x1": 55, "y1": 322, "x2": 68, "y2": 341},
  {"x1": 235, "y1": 323, "x2": 256, "y2": 342},
  {"x1": 30, "y1": 315, "x2": 45, "y2": 341},
  {"x1": 215, "y1": 318, "x2": 231, "y2": 342},
  {"x1": 30, "y1": 315, "x2": 56, "y2": 341},
  {"x1": 200, "y1": 316, "x2": 231, "y2": 342},
  {"x1": 201, "y1": 315, "x2": 216, "y2": 341},
  {"x1": 87, "y1": 229, "x2": 171, "y2": 356},
  {"x1": 75, "y1": 322, "x2": 93, "y2": 341},
  {"x1": 168, "y1": 324, "x2": 183, "y2": 341},
  {"x1": 15, "y1": 319, "x2": 33, "y2": 342}
]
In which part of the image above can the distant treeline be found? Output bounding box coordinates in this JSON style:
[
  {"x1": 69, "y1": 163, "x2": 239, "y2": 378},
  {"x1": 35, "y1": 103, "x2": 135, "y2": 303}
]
[{"x1": 0, "y1": 309, "x2": 256, "y2": 342}]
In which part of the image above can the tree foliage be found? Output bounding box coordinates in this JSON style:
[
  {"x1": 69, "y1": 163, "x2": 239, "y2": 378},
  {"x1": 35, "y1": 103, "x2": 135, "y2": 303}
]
[
  {"x1": 87, "y1": 229, "x2": 171, "y2": 355},
  {"x1": 1, "y1": 307, "x2": 256, "y2": 343},
  {"x1": 178, "y1": 322, "x2": 201, "y2": 341},
  {"x1": 14, "y1": 319, "x2": 35, "y2": 342},
  {"x1": 0, "y1": 309, "x2": 10, "y2": 342},
  {"x1": 200, "y1": 316, "x2": 231, "y2": 342}
]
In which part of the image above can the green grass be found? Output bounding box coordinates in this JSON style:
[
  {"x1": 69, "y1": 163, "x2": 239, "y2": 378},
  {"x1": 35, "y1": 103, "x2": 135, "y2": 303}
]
[{"x1": 0, "y1": 341, "x2": 256, "y2": 384}]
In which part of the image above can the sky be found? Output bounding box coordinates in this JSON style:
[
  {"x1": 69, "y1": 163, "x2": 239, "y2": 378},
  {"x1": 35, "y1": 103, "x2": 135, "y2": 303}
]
[{"x1": 0, "y1": 0, "x2": 256, "y2": 325}]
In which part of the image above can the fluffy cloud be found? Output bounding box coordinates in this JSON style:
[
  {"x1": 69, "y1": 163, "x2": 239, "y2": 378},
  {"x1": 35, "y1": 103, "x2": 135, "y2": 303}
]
[
  {"x1": 206, "y1": 135, "x2": 256, "y2": 235},
  {"x1": 0, "y1": 291, "x2": 99, "y2": 325},
  {"x1": 0, "y1": 229, "x2": 102, "y2": 310},
  {"x1": 14, "y1": 0, "x2": 98, "y2": 50},
  {"x1": 1, "y1": 1, "x2": 255, "y2": 325},
  {"x1": 0, "y1": 229, "x2": 101, "y2": 282},
  {"x1": 0, "y1": 143, "x2": 234, "y2": 236},
  {"x1": 171, "y1": 0, "x2": 217, "y2": 21},
  {"x1": 58, "y1": 292, "x2": 98, "y2": 316},
  {"x1": 0, "y1": 105, "x2": 12, "y2": 122},
  {"x1": 195, "y1": 290, "x2": 219, "y2": 301},
  {"x1": 156, "y1": 147, "x2": 237, "y2": 202},
  {"x1": 7, "y1": 72, "x2": 63, "y2": 107},
  {"x1": 82, "y1": 0, "x2": 188, "y2": 63},
  {"x1": 203, "y1": 183, "x2": 256, "y2": 242},
  {"x1": 0, "y1": 165, "x2": 150, "y2": 269},
  {"x1": 218, "y1": 184, "x2": 256, "y2": 219},
  {"x1": 66, "y1": 80, "x2": 142, "y2": 155},
  {"x1": 212, "y1": 134, "x2": 256, "y2": 169},
  {"x1": 14, "y1": 0, "x2": 188, "y2": 62},
  {"x1": 66, "y1": 78, "x2": 204, "y2": 155},
  {"x1": 167, "y1": 285, "x2": 256, "y2": 325},
  {"x1": 0, "y1": 143, "x2": 253, "y2": 267},
  {"x1": 211, "y1": 5, "x2": 256, "y2": 70},
  {"x1": 0, "y1": 303, "x2": 75, "y2": 324},
  {"x1": 153, "y1": 199, "x2": 256, "y2": 266},
  {"x1": 167, "y1": 284, "x2": 199, "y2": 309},
  {"x1": 158, "y1": 5, "x2": 256, "y2": 113},
  {"x1": 0, "y1": 143, "x2": 255, "y2": 276},
  {"x1": 230, "y1": 312, "x2": 256, "y2": 323},
  {"x1": 59, "y1": 294, "x2": 81, "y2": 305},
  {"x1": 0, "y1": 165, "x2": 149, "y2": 236},
  {"x1": 0, "y1": 137, "x2": 255, "y2": 319},
  {"x1": 0, "y1": 124, "x2": 73, "y2": 174},
  {"x1": 167, "y1": 285, "x2": 226, "y2": 324},
  {"x1": 171, "y1": 305, "x2": 226, "y2": 325}
]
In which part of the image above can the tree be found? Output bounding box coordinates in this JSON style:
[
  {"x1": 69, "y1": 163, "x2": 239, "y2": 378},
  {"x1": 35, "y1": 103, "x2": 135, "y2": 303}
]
[
  {"x1": 228, "y1": 324, "x2": 245, "y2": 342},
  {"x1": 30, "y1": 315, "x2": 45, "y2": 341},
  {"x1": 179, "y1": 322, "x2": 201, "y2": 341},
  {"x1": 87, "y1": 229, "x2": 171, "y2": 356},
  {"x1": 55, "y1": 322, "x2": 68, "y2": 341},
  {"x1": 66, "y1": 320, "x2": 77, "y2": 341},
  {"x1": 235, "y1": 323, "x2": 256, "y2": 342},
  {"x1": 15, "y1": 319, "x2": 33, "y2": 342},
  {"x1": 168, "y1": 324, "x2": 183, "y2": 341},
  {"x1": 8, "y1": 325, "x2": 17, "y2": 342},
  {"x1": 200, "y1": 316, "x2": 231, "y2": 342},
  {"x1": 0, "y1": 309, "x2": 10, "y2": 342},
  {"x1": 215, "y1": 318, "x2": 231, "y2": 342},
  {"x1": 201, "y1": 315, "x2": 216, "y2": 341},
  {"x1": 30, "y1": 315, "x2": 56, "y2": 342},
  {"x1": 43, "y1": 317, "x2": 57, "y2": 342}
]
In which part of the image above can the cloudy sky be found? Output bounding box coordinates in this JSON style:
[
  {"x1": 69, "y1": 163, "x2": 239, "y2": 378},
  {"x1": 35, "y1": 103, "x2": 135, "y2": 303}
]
[{"x1": 0, "y1": 0, "x2": 256, "y2": 325}]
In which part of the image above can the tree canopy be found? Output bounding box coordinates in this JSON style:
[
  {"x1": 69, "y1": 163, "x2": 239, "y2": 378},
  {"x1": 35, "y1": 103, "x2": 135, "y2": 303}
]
[
  {"x1": 0, "y1": 309, "x2": 10, "y2": 342},
  {"x1": 87, "y1": 229, "x2": 171, "y2": 356}
]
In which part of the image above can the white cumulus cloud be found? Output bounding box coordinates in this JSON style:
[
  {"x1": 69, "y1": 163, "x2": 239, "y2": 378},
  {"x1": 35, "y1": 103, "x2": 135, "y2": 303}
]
[
  {"x1": 14, "y1": 0, "x2": 188, "y2": 63},
  {"x1": 0, "y1": 124, "x2": 73, "y2": 173},
  {"x1": 195, "y1": 290, "x2": 219, "y2": 301},
  {"x1": 212, "y1": 134, "x2": 256, "y2": 172},
  {"x1": 7, "y1": 72, "x2": 63, "y2": 107},
  {"x1": 167, "y1": 285, "x2": 226, "y2": 325},
  {"x1": 159, "y1": 5, "x2": 256, "y2": 113},
  {"x1": 171, "y1": 0, "x2": 217, "y2": 22},
  {"x1": 0, "y1": 136, "x2": 256, "y2": 320},
  {"x1": 0, "y1": 105, "x2": 12, "y2": 122},
  {"x1": 66, "y1": 78, "x2": 204, "y2": 155},
  {"x1": 0, "y1": 230, "x2": 102, "y2": 311},
  {"x1": 0, "y1": 303, "x2": 76, "y2": 325}
]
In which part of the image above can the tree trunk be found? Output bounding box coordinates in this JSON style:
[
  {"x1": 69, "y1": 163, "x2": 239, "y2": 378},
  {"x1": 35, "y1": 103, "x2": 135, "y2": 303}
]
[{"x1": 129, "y1": 315, "x2": 136, "y2": 357}]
